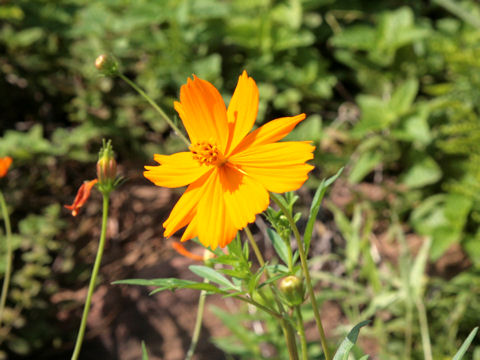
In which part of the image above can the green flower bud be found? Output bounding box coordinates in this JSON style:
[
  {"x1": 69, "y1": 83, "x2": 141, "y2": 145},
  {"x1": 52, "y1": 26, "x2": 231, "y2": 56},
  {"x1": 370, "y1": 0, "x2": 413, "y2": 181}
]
[
  {"x1": 95, "y1": 54, "x2": 119, "y2": 76},
  {"x1": 279, "y1": 275, "x2": 304, "y2": 307},
  {"x1": 96, "y1": 139, "x2": 118, "y2": 195}
]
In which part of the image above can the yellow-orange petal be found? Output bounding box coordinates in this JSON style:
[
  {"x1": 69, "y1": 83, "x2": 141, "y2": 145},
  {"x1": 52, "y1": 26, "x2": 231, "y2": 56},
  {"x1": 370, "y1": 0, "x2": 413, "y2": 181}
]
[
  {"x1": 171, "y1": 242, "x2": 204, "y2": 261},
  {"x1": 144, "y1": 152, "x2": 212, "y2": 188},
  {"x1": 163, "y1": 172, "x2": 211, "y2": 238},
  {"x1": 174, "y1": 76, "x2": 229, "y2": 150},
  {"x1": 225, "y1": 71, "x2": 259, "y2": 155},
  {"x1": 64, "y1": 179, "x2": 98, "y2": 216},
  {"x1": 231, "y1": 113, "x2": 306, "y2": 155},
  {"x1": 194, "y1": 169, "x2": 238, "y2": 249},
  {"x1": 220, "y1": 164, "x2": 269, "y2": 240},
  {"x1": 230, "y1": 142, "x2": 315, "y2": 193},
  {"x1": 0, "y1": 156, "x2": 12, "y2": 178}
]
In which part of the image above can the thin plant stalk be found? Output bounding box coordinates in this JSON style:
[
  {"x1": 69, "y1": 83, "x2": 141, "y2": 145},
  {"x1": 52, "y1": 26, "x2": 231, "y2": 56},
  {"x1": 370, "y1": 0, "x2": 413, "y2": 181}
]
[
  {"x1": 416, "y1": 297, "x2": 433, "y2": 360},
  {"x1": 244, "y1": 227, "x2": 299, "y2": 360},
  {"x1": 270, "y1": 193, "x2": 331, "y2": 360},
  {"x1": 0, "y1": 190, "x2": 12, "y2": 327},
  {"x1": 118, "y1": 74, "x2": 190, "y2": 146},
  {"x1": 295, "y1": 306, "x2": 308, "y2": 360},
  {"x1": 185, "y1": 281, "x2": 208, "y2": 360},
  {"x1": 71, "y1": 193, "x2": 110, "y2": 360}
]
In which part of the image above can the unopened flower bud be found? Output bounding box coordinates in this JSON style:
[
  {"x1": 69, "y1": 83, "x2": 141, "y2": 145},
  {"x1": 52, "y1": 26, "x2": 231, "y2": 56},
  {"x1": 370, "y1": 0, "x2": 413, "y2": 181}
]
[
  {"x1": 95, "y1": 54, "x2": 119, "y2": 76},
  {"x1": 279, "y1": 275, "x2": 304, "y2": 307},
  {"x1": 96, "y1": 139, "x2": 118, "y2": 195}
]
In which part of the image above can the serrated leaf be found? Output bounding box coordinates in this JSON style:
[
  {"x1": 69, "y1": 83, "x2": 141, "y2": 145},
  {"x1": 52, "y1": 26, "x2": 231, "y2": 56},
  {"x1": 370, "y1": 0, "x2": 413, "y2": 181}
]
[
  {"x1": 189, "y1": 265, "x2": 239, "y2": 291},
  {"x1": 333, "y1": 320, "x2": 370, "y2": 360},
  {"x1": 304, "y1": 167, "x2": 343, "y2": 255},
  {"x1": 453, "y1": 327, "x2": 479, "y2": 360}
]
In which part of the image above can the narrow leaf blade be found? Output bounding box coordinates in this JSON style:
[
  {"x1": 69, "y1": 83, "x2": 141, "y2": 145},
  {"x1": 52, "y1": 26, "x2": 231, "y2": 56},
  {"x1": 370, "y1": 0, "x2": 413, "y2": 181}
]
[
  {"x1": 189, "y1": 265, "x2": 238, "y2": 290},
  {"x1": 304, "y1": 167, "x2": 343, "y2": 255},
  {"x1": 141, "y1": 341, "x2": 149, "y2": 360},
  {"x1": 453, "y1": 327, "x2": 479, "y2": 360},
  {"x1": 333, "y1": 320, "x2": 370, "y2": 360}
]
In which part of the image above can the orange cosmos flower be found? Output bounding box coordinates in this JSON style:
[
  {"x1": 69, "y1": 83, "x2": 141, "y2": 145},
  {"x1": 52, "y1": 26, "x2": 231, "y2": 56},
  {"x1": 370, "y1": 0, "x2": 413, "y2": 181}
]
[
  {"x1": 144, "y1": 71, "x2": 315, "y2": 249},
  {"x1": 65, "y1": 179, "x2": 98, "y2": 216},
  {"x1": 0, "y1": 157, "x2": 12, "y2": 178}
]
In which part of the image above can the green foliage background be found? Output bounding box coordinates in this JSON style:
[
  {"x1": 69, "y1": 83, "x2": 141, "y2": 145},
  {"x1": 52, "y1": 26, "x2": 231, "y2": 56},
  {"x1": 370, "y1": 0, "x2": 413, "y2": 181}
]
[{"x1": 0, "y1": 0, "x2": 480, "y2": 358}]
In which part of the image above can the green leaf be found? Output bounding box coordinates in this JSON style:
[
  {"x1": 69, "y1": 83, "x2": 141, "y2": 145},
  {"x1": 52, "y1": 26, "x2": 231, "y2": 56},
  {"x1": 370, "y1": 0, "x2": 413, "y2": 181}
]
[
  {"x1": 400, "y1": 156, "x2": 442, "y2": 188},
  {"x1": 266, "y1": 228, "x2": 289, "y2": 265},
  {"x1": 141, "y1": 341, "x2": 149, "y2": 360},
  {"x1": 112, "y1": 278, "x2": 224, "y2": 294},
  {"x1": 452, "y1": 327, "x2": 479, "y2": 360},
  {"x1": 348, "y1": 150, "x2": 383, "y2": 184},
  {"x1": 304, "y1": 167, "x2": 343, "y2": 254},
  {"x1": 333, "y1": 320, "x2": 370, "y2": 360},
  {"x1": 389, "y1": 79, "x2": 418, "y2": 115},
  {"x1": 189, "y1": 265, "x2": 239, "y2": 291},
  {"x1": 410, "y1": 237, "x2": 431, "y2": 298},
  {"x1": 410, "y1": 194, "x2": 472, "y2": 259}
]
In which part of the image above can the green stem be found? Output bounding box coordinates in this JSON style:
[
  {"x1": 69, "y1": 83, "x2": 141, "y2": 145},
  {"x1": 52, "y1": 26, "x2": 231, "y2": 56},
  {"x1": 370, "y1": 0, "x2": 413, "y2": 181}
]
[
  {"x1": 234, "y1": 295, "x2": 282, "y2": 320},
  {"x1": 244, "y1": 227, "x2": 299, "y2": 360},
  {"x1": 270, "y1": 193, "x2": 331, "y2": 360},
  {"x1": 185, "y1": 282, "x2": 208, "y2": 360},
  {"x1": 0, "y1": 190, "x2": 13, "y2": 328},
  {"x1": 295, "y1": 306, "x2": 308, "y2": 360},
  {"x1": 71, "y1": 193, "x2": 110, "y2": 360},
  {"x1": 245, "y1": 227, "x2": 265, "y2": 267},
  {"x1": 416, "y1": 297, "x2": 432, "y2": 360},
  {"x1": 118, "y1": 73, "x2": 190, "y2": 147}
]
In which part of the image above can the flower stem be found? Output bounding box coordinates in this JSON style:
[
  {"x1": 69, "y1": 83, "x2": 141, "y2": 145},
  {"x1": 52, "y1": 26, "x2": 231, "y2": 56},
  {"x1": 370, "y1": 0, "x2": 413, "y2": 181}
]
[
  {"x1": 245, "y1": 227, "x2": 265, "y2": 267},
  {"x1": 295, "y1": 306, "x2": 308, "y2": 360},
  {"x1": 118, "y1": 73, "x2": 190, "y2": 147},
  {"x1": 71, "y1": 193, "x2": 110, "y2": 360},
  {"x1": 185, "y1": 282, "x2": 208, "y2": 360},
  {"x1": 0, "y1": 190, "x2": 12, "y2": 327},
  {"x1": 244, "y1": 227, "x2": 299, "y2": 360},
  {"x1": 270, "y1": 193, "x2": 331, "y2": 360}
]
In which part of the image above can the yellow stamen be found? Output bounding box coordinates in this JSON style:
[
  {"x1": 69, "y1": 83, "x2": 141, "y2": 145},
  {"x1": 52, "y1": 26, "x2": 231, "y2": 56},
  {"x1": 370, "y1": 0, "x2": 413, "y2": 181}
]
[{"x1": 190, "y1": 141, "x2": 225, "y2": 166}]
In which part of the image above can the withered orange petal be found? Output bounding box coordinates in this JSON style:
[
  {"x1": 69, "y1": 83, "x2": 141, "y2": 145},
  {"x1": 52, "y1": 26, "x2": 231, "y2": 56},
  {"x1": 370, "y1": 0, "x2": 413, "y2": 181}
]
[
  {"x1": 65, "y1": 179, "x2": 98, "y2": 216},
  {"x1": 171, "y1": 242, "x2": 204, "y2": 261},
  {"x1": 0, "y1": 156, "x2": 12, "y2": 178}
]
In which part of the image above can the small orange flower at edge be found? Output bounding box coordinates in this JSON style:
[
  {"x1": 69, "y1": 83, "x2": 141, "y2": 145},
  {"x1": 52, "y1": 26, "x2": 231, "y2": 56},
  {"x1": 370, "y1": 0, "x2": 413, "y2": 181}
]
[
  {"x1": 144, "y1": 71, "x2": 315, "y2": 249},
  {"x1": 65, "y1": 179, "x2": 98, "y2": 216},
  {"x1": 0, "y1": 156, "x2": 12, "y2": 178}
]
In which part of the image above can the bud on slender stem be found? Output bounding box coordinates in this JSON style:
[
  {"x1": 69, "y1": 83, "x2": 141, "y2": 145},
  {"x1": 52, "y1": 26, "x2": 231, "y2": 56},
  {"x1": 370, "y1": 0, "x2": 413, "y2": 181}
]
[
  {"x1": 96, "y1": 139, "x2": 118, "y2": 195},
  {"x1": 95, "y1": 54, "x2": 119, "y2": 76},
  {"x1": 279, "y1": 275, "x2": 304, "y2": 307}
]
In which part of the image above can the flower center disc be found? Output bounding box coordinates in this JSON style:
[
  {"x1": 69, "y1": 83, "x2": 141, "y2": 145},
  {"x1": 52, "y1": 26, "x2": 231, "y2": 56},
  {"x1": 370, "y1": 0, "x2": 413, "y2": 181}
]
[{"x1": 190, "y1": 141, "x2": 223, "y2": 166}]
